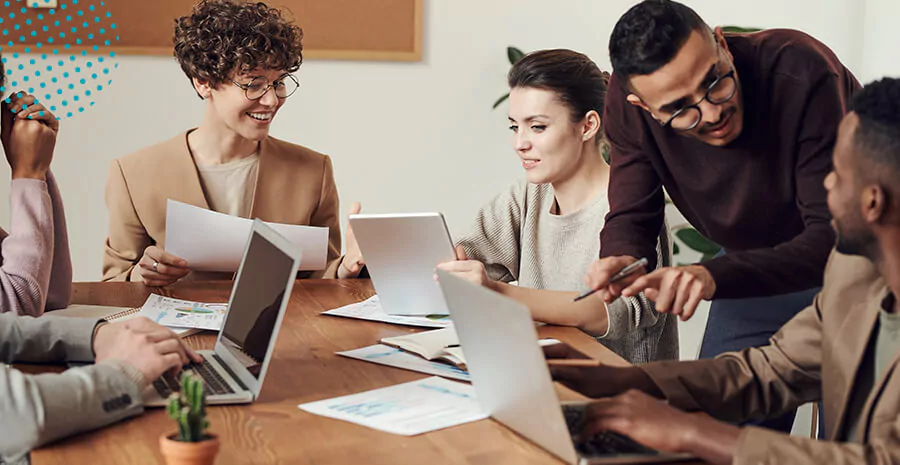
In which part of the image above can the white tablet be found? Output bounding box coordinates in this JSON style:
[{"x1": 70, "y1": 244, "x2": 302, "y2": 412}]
[{"x1": 349, "y1": 213, "x2": 456, "y2": 315}]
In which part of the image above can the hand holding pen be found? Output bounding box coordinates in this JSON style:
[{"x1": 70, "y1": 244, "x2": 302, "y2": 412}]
[{"x1": 575, "y1": 257, "x2": 650, "y2": 302}]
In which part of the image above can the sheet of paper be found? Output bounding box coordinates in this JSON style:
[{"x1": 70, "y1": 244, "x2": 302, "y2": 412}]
[
  {"x1": 322, "y1": 295, "x2": 452, "y2": 329},
  {"x1": 338, "y1": 344, "x2": 471, "y2": 382},
  {"x1": 140, "y1": 294, "x2": 228, "y2": 331},
  {"x1": 165, "y1": 199, "x2": 328, "y2": 272},
  {"x1": 298, "y1": 376, "x2": 486, "y2": 435}
]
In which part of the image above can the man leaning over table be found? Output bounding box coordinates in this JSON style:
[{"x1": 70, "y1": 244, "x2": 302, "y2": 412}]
[
  {"x1": 548, "y1": 77, "x2": 900, "y2": 465},
  {"x1": 585, "y1": 0, "x2": 859, "y2": 433}
]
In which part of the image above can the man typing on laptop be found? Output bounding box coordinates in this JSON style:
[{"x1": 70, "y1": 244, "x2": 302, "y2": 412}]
[
  {"x1": 0, "y1": 315, "x2": 199, "y2": 463},
  {"x1": 547, "y1": 78, "x2": 900, "y2": 464}
]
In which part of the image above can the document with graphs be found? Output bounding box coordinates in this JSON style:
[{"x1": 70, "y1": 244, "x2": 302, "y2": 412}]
[{"x1": 298, "y1": 377, "x2": 487, "y2": 435}]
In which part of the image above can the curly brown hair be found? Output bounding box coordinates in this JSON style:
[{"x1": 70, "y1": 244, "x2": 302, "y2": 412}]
[{"x1": 174, "y1": 0, "x2": 303, "y2": 95}]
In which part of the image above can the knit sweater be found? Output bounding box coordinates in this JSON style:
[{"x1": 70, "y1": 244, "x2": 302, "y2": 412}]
[
  {"x1": 0, "y1": 172, "x2": 72, "y2": 316},
  {"x1": 457, "y1": 181, "x2": 677, "y2": 364}
]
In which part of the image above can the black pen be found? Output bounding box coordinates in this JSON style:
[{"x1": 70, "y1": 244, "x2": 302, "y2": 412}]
[{"x1": 572, "y1": 257, "x2": 649, "y2": 302}]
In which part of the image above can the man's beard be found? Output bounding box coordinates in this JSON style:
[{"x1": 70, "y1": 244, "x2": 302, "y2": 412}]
[{"x1": 834, "y1": 220, "x2": 875, "y2": 257}]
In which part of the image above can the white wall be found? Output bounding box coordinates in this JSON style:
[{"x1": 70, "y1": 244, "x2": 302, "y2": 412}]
[
  {"x1": 859, "y1": 0, "x2": 900, "y2": 83},
  {"x1": 0, "y1": 0, "x2": 870, "y2": 284}
]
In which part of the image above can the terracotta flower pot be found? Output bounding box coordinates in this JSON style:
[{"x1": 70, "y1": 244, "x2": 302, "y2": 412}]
[{"x1": 159, "y1": 432, "x2": 220, "y2": 465}]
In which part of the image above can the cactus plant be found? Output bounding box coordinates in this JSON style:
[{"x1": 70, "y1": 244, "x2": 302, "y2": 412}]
[{"x1": 166, "y1": 374, "x2": 210, "y2": 442}]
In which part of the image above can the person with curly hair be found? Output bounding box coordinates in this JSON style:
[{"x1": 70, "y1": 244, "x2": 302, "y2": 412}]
[{"x1": 102, "y1": 0, "x2": 356, "y2": 284}]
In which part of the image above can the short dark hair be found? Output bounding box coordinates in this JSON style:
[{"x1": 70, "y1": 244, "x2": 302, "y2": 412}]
[
  {"x1": 850, "y1": 78, "x2": 900, "y2": 193},
  {"x1": 609, "y1": 0, "x2": 708, "y2": 80},
  {"x1": 174, "y1": 0, "x2": 303, "y2": 94},
  {"x1": 508, "y1": 49, "x2": 610, "y2": 125}
]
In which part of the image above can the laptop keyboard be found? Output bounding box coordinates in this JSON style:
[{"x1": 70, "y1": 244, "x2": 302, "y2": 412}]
[
  {"x1": 152, "y1": 355, "x2": 237, "y2": 398},
  {"x1": 562, "y1": 404, "x2": 659, "y2": 457}
]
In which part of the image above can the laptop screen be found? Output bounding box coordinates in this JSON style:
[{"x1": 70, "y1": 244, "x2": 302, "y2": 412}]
[{"x1": 219, "y1": 229, "x2": 296, "y2": 378}]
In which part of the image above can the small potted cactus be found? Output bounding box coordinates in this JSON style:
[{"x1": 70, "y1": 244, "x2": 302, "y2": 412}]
[{"x1": 159, "y1": 374, "x2": 220, "y2": 465}]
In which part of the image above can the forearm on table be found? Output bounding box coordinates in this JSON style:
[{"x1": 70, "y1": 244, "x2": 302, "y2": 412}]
[{"x1": 491, "y1": 282, "x2": 609, "y2": 336}]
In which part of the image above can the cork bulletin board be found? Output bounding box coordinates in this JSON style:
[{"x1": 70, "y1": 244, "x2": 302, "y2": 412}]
[{"x1": 0, "y1": 0, "x2": 423, "y2": 61}]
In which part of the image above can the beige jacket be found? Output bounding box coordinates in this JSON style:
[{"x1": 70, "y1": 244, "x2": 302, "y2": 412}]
[
  {"x1": 641, "y1": 251, "x2": 900, "y2": 464},
  {"x1": 102, "y1": 131, "x2": 341, "y2": 282}
]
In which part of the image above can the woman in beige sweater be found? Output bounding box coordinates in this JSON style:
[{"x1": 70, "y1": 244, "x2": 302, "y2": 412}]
[{"x1": 438, "y1": 49, "x2": 676, "y2": 364}]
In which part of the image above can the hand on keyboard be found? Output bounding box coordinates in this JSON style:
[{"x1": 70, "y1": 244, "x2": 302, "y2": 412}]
[
  {"x1": 564, "y1": 390, "x2": 708, "y2": 456},
  {"x1": 153, "y1": 355, "x2": 236, "y2": 398},
  {"x1": 95, "y1": 316, "x2": 202, "y2": 387}
]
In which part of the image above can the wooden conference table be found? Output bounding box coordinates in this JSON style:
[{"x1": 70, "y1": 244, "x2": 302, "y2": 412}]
[{"x1": 30, "y1": 279, "x2": 702, "y2": 465}]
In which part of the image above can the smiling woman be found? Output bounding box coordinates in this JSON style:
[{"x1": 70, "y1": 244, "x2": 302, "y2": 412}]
[
  {"x1": 100, "y1": 0, "x2": 347, "y2": 286},
  {"x1": 439, "y1": 49, "x2": 677, "y2": 365}
]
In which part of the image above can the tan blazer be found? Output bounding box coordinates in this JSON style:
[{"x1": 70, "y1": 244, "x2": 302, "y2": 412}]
[
  {"x1": 102, "y1": 131, "x2": 341, "y2": 282},
  {"x1": 640, "y1": 251, "x2": 899, "y2": 464}
]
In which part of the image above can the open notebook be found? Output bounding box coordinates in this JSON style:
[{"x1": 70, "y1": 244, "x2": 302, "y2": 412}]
[
  {"x1": 378, "y1": 328, "x2": 563, "y2": 375},
  {"x1": 380, "y1": 328, "x2": 466, "y2": 368}
]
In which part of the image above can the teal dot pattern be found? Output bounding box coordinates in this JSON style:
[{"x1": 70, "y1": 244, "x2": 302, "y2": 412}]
[{"x1": 1, "y1": 0, "x2": 118, "y2": 119}]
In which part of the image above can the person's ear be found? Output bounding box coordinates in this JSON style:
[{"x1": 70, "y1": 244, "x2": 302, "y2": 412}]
[
  {"x1": 626, "y1": 94, "x2": 650, "y2": 112},
  {"x1": 713, "y1": 26, "x2": 734, "y2": 61},
  {"x1": 582, "y1": 110, "x2": 602, "y2": 142},
  {"x1": 192, "y1": 78, "x2": 212, "y2": 100},
  {"x1": 861, "y1": 184, "x2": 887, "y2": 224}
]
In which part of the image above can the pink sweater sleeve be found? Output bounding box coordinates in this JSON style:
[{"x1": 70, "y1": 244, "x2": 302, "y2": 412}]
[
  {"x1": 44, "y1": 172, "x2": 72, "y2": 310},
  {"x1": 0, "y1": 171, "x2": 72, "y2": 316}
]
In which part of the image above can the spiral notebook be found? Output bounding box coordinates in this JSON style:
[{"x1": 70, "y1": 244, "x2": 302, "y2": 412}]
[{"x1": 51, "y1": 302, "x2": 201, "y2": 337}]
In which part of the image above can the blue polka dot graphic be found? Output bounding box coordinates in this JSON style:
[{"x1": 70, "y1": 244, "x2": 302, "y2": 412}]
[{"x1": 0, "y1": 0, "x2": 119, "y2": 119}]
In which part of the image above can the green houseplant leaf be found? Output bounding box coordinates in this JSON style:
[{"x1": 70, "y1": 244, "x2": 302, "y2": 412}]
[
  {"x1": 720, "y1": 26, "x2": 762, "y2": 33},
  {"x1": 674, "y1": 228, "x2": 722, "y2": 261},
  {"x1": 492, "y1": 93, "x2": 510, "y2": 109},
  {"x1": 493, "y1": 47, "x2": 527, "y2": 109},
  {"x1": 507, "y1": 46, "x2": 525, "y2": 65}
]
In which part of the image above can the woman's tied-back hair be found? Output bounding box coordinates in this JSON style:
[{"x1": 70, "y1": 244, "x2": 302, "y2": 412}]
[{"x1": 507, "y1": 49, "x2": 611, "y2": 145}]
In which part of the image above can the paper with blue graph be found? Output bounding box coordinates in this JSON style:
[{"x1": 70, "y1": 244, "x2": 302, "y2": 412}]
[
  {"x1": 140, "y1": 294, "x2": 227, "y2": 331},
  {"x1": 298, "y1": 377, "x2": 487, "y2": 435}
]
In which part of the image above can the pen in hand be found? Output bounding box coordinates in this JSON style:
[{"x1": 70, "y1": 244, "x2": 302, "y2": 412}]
[{"x1": 573, "y1": 257, "x2": 649, "y2": 302}]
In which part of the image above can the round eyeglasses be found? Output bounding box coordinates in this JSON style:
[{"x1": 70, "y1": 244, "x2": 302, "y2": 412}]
[
  {"x1": 231, "y1": 73, "x2": 300, "y2": 101},
  {"x1": 663, "y1": 69, "x2": 737, "y2": 131}
]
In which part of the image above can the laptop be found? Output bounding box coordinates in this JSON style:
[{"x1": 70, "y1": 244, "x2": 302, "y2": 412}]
[
  {"x1": 435, "y1": 269, "x2": 695, "y2": 465},
  {"x1": 144, "y1": 219, "x2": 302, "y2": 406},
  {"x1": 348, "y1": 212, "x2": 456, "y2": 315}
]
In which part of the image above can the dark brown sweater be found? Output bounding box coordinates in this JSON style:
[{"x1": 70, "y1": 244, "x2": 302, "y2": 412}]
[{"x1": 600, "y1": 29, "x2": 860, "y2": 299}]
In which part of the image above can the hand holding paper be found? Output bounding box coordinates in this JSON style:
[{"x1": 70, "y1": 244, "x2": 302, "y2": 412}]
[{"x1": 165, "y1": 199, "x2": 328, "y2": 272}]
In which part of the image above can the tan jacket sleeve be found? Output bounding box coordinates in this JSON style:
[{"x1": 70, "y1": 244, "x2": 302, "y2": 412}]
[
  {"x1": 307, "y1": 155, "x2": 342, "y2": 279},
  {"x1": 102, "y1": 159, "x2": 152, "y2": 282},
  {"x1": 733, "y1": 424, "x2": 900, "y2": 465},
  {"x1": 640, "y1": 295, "x2": 823, "y2": 424}
]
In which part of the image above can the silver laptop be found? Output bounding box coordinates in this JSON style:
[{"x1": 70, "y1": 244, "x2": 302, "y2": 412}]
[
  {"x1": 435, "y1": 269, "x2": 695, "y2": 465},
  {"x1": 144, "y1": 219, "x2": 301, "y2": 406},
  {"x1": 348, "y1": 212, "x2": 456, "y2": 315}
]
